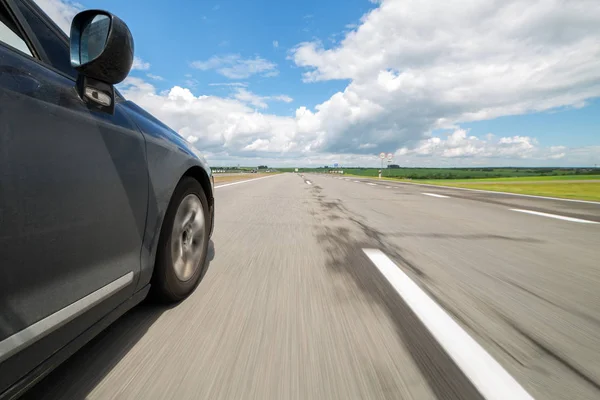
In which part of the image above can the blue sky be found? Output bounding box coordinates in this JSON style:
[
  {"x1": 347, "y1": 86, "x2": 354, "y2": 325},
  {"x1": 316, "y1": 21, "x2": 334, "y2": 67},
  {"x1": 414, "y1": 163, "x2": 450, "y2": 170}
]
[
  {"x1": 39, "y1": 0, "x2": 600, "y2": 167},
  {"x1": 90, "y1": 0, "x2": 365, "y2": 112}
]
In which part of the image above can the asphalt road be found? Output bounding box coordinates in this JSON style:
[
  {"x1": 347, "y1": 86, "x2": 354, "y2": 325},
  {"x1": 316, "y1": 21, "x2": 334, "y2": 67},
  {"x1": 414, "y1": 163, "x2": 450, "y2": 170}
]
[{"x1": 26, "y1": 173, "x2": 600, "y2": 399}]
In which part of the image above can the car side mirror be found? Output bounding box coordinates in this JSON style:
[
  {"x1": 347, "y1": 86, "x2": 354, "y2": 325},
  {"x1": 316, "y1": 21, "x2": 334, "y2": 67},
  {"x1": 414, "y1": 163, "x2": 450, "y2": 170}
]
[{"x1": 69, "y1": 10, "x2": 134, "y2": 114}]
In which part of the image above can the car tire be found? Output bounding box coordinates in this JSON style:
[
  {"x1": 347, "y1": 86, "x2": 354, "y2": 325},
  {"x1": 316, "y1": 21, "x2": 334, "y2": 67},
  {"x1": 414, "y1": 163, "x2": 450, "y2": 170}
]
[{"x1": 152, "y1": 176, "x2": 211, "y2": 303}]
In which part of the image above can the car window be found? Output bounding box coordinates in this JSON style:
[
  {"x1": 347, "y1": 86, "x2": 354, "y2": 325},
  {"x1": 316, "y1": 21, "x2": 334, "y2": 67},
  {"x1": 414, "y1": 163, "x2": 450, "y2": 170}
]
[
  {"x1": 16, "y1": 1, "x2": 77, "y2": 79},
  {"x1": 0, "y1": 3, "x2": 32, "y2": 56}
]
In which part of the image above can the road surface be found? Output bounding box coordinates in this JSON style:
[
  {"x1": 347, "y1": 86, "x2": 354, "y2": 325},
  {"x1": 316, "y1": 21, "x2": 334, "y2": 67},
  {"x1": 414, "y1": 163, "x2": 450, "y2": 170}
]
[{"x1": 26, "y1": 173, "x2": 600, "y2": 399}]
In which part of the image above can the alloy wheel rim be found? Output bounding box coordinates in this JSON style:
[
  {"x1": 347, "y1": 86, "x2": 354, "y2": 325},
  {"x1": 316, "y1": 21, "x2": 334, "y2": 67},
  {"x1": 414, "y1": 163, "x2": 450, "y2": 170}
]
[{"x1": 170, "y1": 194, "x2": 206, "y2": 281}]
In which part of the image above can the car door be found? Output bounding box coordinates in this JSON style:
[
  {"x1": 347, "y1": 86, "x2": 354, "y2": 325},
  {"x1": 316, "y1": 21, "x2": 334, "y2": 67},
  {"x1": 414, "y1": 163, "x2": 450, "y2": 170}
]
[{"x1": 0, "y1": 0, "x2": 148, "y2": 391}]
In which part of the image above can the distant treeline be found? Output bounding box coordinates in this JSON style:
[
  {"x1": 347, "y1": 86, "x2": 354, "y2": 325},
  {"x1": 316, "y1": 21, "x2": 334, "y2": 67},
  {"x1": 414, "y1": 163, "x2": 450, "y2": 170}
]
[
  {"x1": 276, "y1": 167, "x2": 600, "y2": 180},
  {"x1": 212, "y1": 166, "x2": 275, "y2": 173}
]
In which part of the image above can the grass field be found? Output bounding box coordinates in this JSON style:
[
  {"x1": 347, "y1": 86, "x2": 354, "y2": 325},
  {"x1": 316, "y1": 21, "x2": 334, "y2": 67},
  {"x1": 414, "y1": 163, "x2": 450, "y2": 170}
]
[
  {"x1": 417, "y1": 175, "x2": 600, "y2": 183},
  {"x1": 415, "y1": 180, "x2": 600, "y2": 201},
  {"x1": 333, "y1": 173, "x2": 600, "y2": 201}
]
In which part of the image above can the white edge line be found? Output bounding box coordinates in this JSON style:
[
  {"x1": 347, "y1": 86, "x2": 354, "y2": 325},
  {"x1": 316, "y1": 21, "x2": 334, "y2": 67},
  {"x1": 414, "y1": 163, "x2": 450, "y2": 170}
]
[
  {"x1": 510, "y1": 208, "x2": 598, "y2": 224},
  {"x1": 366, "y1": 183, "x2": 377, "y2": 186},
  {"x1": 423, "y1": 192, "x2": 450, "y2": 198},
  {"x1": 214, "y1": 174, "x2": 281, "y2": 189},
  {"x1": 0, "y1": 271, "x2": 134, "y2": 363},
  {"x1": 396, "y1": 181, "x2": 600, "y2": 205},
  {"x1": 362, "y1": 249, "x2": 534, "y2": 400}
]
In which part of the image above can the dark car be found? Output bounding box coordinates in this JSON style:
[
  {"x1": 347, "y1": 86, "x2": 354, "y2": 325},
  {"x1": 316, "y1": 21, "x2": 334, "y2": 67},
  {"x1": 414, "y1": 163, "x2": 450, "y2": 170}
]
[{"x1": 0, "y1": 1, "x2": 214, "y2": 398}]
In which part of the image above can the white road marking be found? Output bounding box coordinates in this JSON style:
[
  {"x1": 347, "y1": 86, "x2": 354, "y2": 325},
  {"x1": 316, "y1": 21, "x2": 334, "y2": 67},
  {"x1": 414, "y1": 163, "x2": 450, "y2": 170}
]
[
  {"x1": 423, "y1": 193, "x2": 449, "y2": 198},
  {"x1": 366, "y1": 183, "x2": 377, "y2": 186},
  {"x1": 510, "y1": 209, "x2": 598, "y2": 224},
  {"x1": 354, "y1": 180, "x2": 361, "y2": 183},
  {"x1": 214, "y1": 174, "x2": 280, "y2": 189},
  {"x1": 385, "y1": 186, "x2": 392, "y2": 189},
  {"x1": 306, "y1": 180, "x2": 312, "y2": 185},
  {"x1": 362, "y1": 249, "x2": 534, "y2": 400}
]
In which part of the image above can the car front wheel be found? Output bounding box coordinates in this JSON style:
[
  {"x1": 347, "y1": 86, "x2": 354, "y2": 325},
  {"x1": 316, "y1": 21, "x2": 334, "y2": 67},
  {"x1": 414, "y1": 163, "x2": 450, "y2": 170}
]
[{"x1": 152, "y1": 177, "x2": 211, "y2": 302}]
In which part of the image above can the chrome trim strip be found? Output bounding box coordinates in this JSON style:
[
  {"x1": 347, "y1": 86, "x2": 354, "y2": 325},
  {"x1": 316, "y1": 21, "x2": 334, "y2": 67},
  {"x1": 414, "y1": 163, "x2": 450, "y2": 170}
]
[{"x1": 0, "y1": 271, "x2": 134, "y2": 363}]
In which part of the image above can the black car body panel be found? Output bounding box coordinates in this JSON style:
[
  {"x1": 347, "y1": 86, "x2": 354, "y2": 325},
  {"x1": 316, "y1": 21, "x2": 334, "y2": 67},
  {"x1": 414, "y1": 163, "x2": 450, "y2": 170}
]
[
  {"x1": 0, "y1": 0, "x2": 213, "y2": 397},
  {"x1": 0, "y1": 38, "x2": 148, "y2": 395}
]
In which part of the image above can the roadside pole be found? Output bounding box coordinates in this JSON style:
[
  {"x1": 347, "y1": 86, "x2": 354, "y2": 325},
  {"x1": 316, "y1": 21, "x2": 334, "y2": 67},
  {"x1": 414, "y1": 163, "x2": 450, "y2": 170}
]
[
  {"x1": 387, "y1": 153, "x2": 393, "y2": 176},
  {"x1": 379, "y1": 152, "x2": 385, "y2": 179}
]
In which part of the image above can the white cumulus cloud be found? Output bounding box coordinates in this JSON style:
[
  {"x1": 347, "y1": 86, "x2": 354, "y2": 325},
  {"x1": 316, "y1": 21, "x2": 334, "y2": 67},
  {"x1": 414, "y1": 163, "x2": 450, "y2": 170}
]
[
  {"x1": 232, "y1": 89, "x2": 293, "y2": 109},
  {"x1": 397, "y1": 129, "x2": 538, "y2": 159},
  {"x1": 393, "y1": 128, "x2": 600, "y2": 167},
  {"x1": 119, "y1": 78, "x2": 307, "y2": 158},
  {"x1": 209, "y1": 82, "x2": 248, "y2": 87},
  {"x1": 34, "y1": 0, "x2": 82, "y2": 33},
  {"x1": 191, "y1": 54, "x2": 278, "y2": 79},
  {"x1": 146, "y1": 73, "x2": 164, "y2": 81},
  {"x1": 132, "y1": 57, "x2": 150, "y2": 71},
  {"x1": 290, "y1": 0, "x2": 600, "y2": 156}
]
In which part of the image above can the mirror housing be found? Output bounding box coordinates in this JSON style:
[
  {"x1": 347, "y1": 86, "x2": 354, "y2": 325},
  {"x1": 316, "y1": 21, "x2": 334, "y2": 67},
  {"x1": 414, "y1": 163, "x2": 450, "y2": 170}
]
[
  {"x1": 69, "y1": 10, "x2": 134, "y2": 113},
  {"x1": 70, "y1": 10, "x2": 134, "y2": 84}
]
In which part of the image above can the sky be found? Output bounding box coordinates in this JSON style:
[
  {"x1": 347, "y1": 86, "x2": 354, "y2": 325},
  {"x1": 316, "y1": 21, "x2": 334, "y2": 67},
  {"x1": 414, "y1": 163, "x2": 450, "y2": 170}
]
[{"x1": 36, "y1": 0, "x2": 600, "y2": 167}]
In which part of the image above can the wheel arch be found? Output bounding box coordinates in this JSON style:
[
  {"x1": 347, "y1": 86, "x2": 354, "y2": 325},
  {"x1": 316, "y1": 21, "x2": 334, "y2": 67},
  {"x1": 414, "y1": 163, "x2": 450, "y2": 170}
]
[{"x1": 182, "y1": 166, "x2": 214, "y2": 209}]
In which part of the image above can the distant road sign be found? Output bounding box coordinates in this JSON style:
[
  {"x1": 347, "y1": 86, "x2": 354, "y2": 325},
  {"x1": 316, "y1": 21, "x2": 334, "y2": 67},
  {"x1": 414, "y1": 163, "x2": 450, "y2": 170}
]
[
  {"x1": 387, "y1": 153, "x2": 393, "y2": 160},
  {"x1": 379, "y1": 152, "x2": 386, "y2": 159}
]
